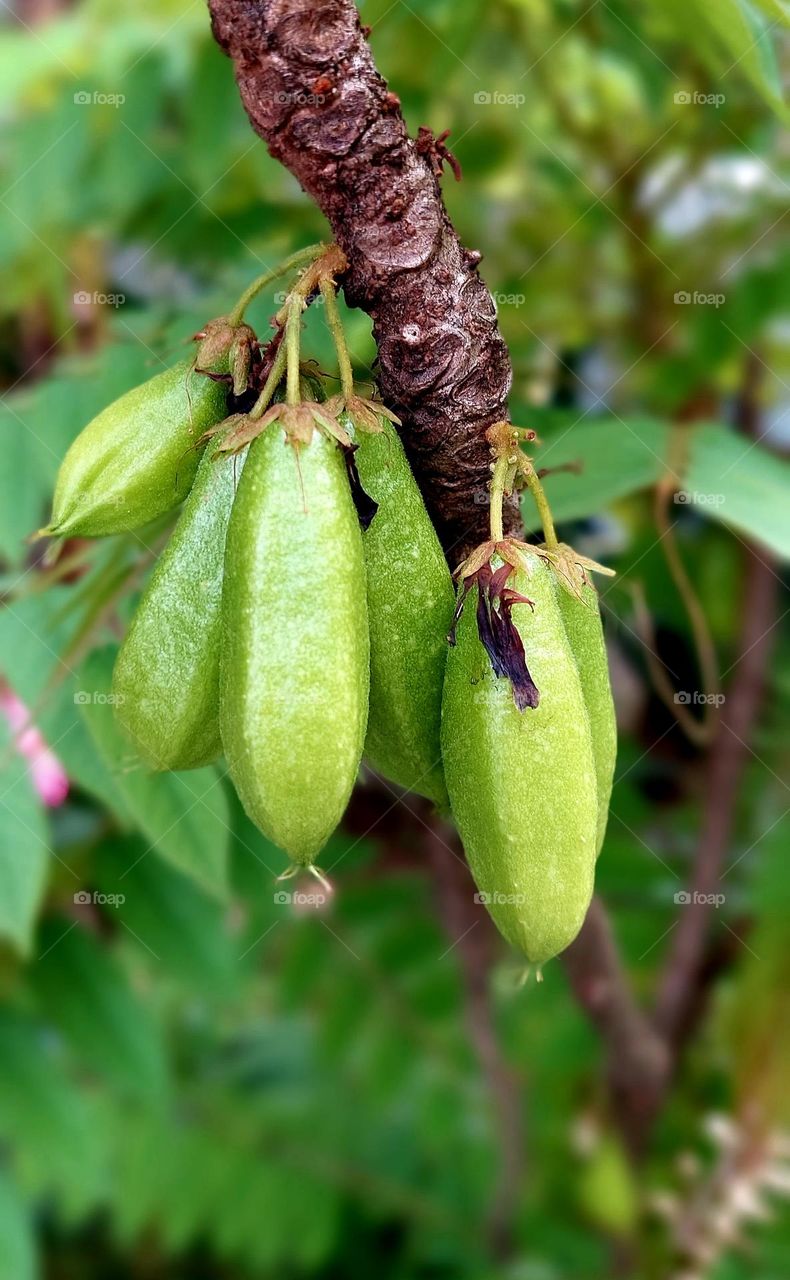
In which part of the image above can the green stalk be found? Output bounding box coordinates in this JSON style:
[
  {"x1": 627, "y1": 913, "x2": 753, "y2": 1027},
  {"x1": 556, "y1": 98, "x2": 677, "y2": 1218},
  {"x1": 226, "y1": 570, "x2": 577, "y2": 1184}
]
[
  {"x1": 228, "y1": 244, "x2": 323, "y2": 326},
  {"x1": 521, "y1": 457, "x2": 559, "y2": 549},
  {"x1": 320, "y1": 278, "x2": 354, "y2": 399},
  {"x1": 284, "y1": 294, "x2": 303, "y2": 406}
]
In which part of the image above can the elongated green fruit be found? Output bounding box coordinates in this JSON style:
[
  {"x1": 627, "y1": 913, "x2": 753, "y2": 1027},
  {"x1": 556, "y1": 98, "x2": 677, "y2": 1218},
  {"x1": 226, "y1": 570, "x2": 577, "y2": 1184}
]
[
  {"x1": 45, "y1": 361, "x2": 226, "y2": 538},
  {"x1": 354, "y1": 419, "x2": 455, "y2": 807},
  {"x1": 441, "y1": 554, "x2": 598, "y2": 964},
  {"x1": 112, "y1": 438, "x2": 247, "y2": 771},
  {"x1": 221, "y1": 427, "x2": 369, "y2": 866},
  {"x1": 554, "y1": 580, "x2": 616, "y2": 856}
]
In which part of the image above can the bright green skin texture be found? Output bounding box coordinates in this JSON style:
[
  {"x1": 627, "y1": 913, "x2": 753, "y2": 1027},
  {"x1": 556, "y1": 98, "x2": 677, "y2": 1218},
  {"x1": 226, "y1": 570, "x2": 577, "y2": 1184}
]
[
  {"x1": 441, "y1": 555, "x2": 598, "y2": 964},
  {"x1": 555, "y1": 581, "x2": 617, "y2": 856},
  {"x1": 112, "y1": 438, "x2": 246, "y2": 771},
  {"x1": 47, "y1": 361, "x2": 226, "y2": 537},
  {"x1": 354, "y1": 420, "x2": 455, "y2": 807},
  {"x1": 220, "y1": 427, "x2": 370, "y2": 866}
]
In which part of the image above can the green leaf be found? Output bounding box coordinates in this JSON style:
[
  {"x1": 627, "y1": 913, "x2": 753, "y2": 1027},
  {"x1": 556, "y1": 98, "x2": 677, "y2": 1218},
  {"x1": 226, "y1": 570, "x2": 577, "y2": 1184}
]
[
  {"x1": 661, "y1": 0, "x2": 787, "y2": 115},
  {"x1": 683, "y1": 424, "x2": 790, "y2": 560},
  {"x1": 522, "y1": 414, "x2": 669, "y2": 529},
  {"x1": 0, "y1": 1010, "x2": 106, "y2": 1216},
  {"x1": 0, "y1": 724, "x2": 50, "y2": 957},
  {"x1": 78, "y1": 648, "x2": 230, "y2": 900},
  {"x1": 0, "y1": 1170, "x2": 37, "y2": 1280},
  {"x1": 95, "y1": 836, "x2": 235, "y2": 990},
  {"x1": 30, "y1": 920, "x2": 168, "y2": 1100}
]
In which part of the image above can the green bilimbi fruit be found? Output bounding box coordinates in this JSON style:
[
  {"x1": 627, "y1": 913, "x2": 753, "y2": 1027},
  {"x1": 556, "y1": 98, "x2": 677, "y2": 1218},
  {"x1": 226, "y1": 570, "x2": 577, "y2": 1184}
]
[
  {"x1": 441, "y1": 551, "x2": 598, "y2": 965},
  {"x1": 352, "y1": 416, "x2": 455, "y2": 807},
  {"x1": 549, "y1": 554, "x2": 616, "y2": 856},
  {"x1": 111, "y1": 436, "x2": 247, "y2": 771},
  {"x1": 44, "y1": 360, "x2": 227, "y2": 538},
  {"x1": 220, "y1": 425, "x2": 369, "y2": 867}
]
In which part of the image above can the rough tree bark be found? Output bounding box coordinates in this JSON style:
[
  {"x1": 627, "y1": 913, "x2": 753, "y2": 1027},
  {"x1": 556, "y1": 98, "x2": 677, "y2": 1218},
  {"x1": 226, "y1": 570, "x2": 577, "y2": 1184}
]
[{"x1": 208, "y1": 0, "x2": 517, "y2": 561}]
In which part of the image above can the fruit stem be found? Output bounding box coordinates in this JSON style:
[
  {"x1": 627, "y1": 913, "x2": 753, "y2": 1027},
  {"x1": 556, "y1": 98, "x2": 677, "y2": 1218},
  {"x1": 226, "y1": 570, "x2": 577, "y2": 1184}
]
[
  {"x1": 285, "y1": 293, "x2": 303, "y2": 406},
  {"x1": 249, "y1": 342, "x2": 287, "y2": 420},
  {"x1": 521, "y1": 458, "x2": 559, "y2": 549},
  {"x1": 320, "y1": 277, "x2": 354, "y2": 399},
  {"x1": 489, "y1": 453, "x2": 509, "y2": 543},
  {"x1": 228, "y1": 244, "x2": 323, "y2": 325}
]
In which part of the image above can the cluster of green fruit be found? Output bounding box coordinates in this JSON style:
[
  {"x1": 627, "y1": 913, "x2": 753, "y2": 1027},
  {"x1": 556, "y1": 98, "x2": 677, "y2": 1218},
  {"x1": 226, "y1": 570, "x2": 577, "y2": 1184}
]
[{"x1": 43, "y1": 246, "x2": 616, "y2": 966}]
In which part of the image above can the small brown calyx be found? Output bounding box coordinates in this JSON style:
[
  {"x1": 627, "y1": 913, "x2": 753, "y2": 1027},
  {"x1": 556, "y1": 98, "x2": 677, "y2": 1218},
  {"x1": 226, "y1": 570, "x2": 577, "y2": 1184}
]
[
  {"x1": 324, "y1": 391, "x2": 401, "y2": 435},
  {"x1": 538, "y1": 542, "x2": 615, "y2": 601},
  {"x1": 194, "y1": 318, "x2": 259, "y2": 398},
  {"x1": 255, "y1": 399, "x2": 352, "y2": 449}
]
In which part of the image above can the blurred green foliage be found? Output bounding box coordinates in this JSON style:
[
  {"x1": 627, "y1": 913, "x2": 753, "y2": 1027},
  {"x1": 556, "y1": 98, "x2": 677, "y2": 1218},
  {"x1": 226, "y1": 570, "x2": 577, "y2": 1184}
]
[{"x1": 0, "y1": 0, "x2": 789, "y2": 1276}]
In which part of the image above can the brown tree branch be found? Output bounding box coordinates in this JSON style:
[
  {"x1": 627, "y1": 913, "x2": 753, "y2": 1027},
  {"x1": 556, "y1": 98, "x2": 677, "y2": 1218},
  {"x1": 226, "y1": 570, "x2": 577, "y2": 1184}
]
[
  {"x1": 561, "y1": 899, "x2": 671, "y2": 1157},
  {"x1": 654, "y1": 545, "x2": 779, "y2": 1050},
  {"x1": 208, "y1": 0, "x2": 517, "y2": 562},
  {"x1": 423, "y1": 812, "x2": 525, "y2": 1257}
]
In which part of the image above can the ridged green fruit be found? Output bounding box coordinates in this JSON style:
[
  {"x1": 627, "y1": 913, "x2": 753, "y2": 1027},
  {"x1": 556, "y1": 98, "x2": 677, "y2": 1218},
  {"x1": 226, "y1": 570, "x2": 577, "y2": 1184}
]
[
  {"x1": 441, "y1": 553, "x2": 598, "y2": 964},
  {"x1": 220, "y1": 427, "x2": 369, "y2": 866},
  {"x1": 555, "y1": 579, "x2": 616, "y2": 855},
  {"x1": 112, "y1": 438, "x2": 246, "y2": 771},
  {"x1": 354, "y1": 419, "x2": 455, "y2": 807},
  {"x1": 45, "y1": 361, "x2": 226, "y2": 537}
]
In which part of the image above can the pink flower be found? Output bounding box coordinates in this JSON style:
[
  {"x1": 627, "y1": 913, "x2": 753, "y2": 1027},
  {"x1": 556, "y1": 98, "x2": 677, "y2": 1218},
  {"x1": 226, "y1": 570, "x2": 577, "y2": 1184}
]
[{"x1": 0, "y1": 684, "x2": 69, "y2": 807}]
